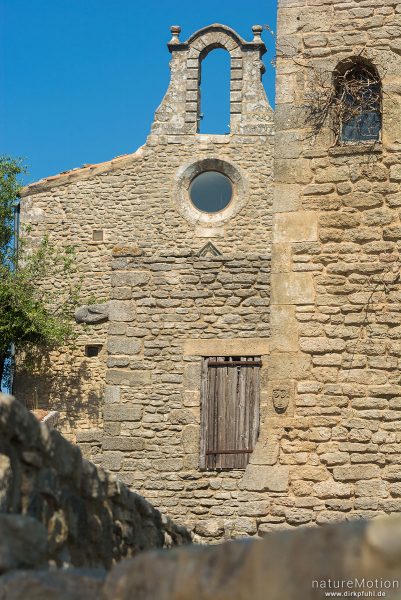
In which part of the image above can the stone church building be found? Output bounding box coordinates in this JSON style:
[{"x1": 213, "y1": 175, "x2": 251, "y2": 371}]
[{"x1": 16, "y1": 0, "x2": 401, "y2": 541}]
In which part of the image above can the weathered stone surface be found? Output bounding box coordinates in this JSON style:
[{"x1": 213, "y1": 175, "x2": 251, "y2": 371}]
[
  {"x1": 0, "y1": 394, "x2": 190, "y2": 569},
  {"x1": 240, "y1": 465, "x2": 289, "y2": 492},
  {"x1": 0, "y1": 516, "x2": 47, "y2": 573},
  {"x1": 74, "y1": 304, "x2": 109, "y2": 324},
  {"x1": 0, "y1": 569, "x2": 105, "y2": 600},
  {"x1": 103, "y1": 518, "x2": 401, "y2": 600},
  {"x1": 107, "y1": 338, "x2": 141, "y2": 355},
  {"x1": 0, "y1": 455, "x2": 12, "y2": 511}
]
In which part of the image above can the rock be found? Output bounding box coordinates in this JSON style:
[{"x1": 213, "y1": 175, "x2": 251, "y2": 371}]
[
  {"x1": 74, "y1": 303, "x2": 109, "y2": 324},
  {"x1": 0, "y1": 515, "x2": 48, "y2": 573},
  {"x1": 0, "y1": 569, "x2": 105, "y2": 600},
  {"x1": 103, "y1": 518, "x2": 401, "y2": 600},
  {"x1": 107, "y1": 338, "x2": 141, "y2": 355},
  {"x1": 0, "y1": 455, "x2": 12, "y2": 511}
]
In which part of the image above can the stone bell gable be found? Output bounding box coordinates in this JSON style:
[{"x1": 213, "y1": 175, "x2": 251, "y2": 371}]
[{"x1": 151, "y1": 23, "x2": 272, "y2": 137}]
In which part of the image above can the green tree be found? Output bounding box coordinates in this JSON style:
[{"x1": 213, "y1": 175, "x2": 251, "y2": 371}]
[{"x1": 0, "y1": 157, "x2": 80, "y2": 389}]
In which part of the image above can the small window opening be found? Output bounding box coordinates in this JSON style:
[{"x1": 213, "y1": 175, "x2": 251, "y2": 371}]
[
  {"x1": 190, "y1": 171, "x2": 232, "y2": 213},
  {"x1": 199, "y1": 48, "x2": 231, "y2": 134},
  {"x1": 334, "y1": 58, "x2": 382, "y2": 143},
  {"x1": 92, "y1": 229, "x2": 104, "y2": 242},
  {"x1": 85, "y1": 345, "x2": 102, "y2": 358}
]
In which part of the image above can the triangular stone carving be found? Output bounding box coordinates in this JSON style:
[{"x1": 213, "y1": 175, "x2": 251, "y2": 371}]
[{"x1": 198, "y1": 242, "x2": 222, "y2": 257}]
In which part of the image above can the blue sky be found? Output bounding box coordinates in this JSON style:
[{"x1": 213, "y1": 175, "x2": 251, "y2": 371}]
[{"x1": 0, "y1": 0, "x2": 277, "y2": 184}]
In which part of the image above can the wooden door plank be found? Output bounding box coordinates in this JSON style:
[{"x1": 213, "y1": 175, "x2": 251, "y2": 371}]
[
  {"x1": 216, "y1": 356, "x2": 226, "y2": 469},
  {"x1": 200, "y1": 357, "x2": 209, "y2": 470},
  {"x1": 207, "y1": 356, "x2": 217, "y2": 470}
]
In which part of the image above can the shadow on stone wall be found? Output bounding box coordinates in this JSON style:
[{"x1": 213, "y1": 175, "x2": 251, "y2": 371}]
[{"x1": 14, "y1": 353, "x2": 103, "y2": 434}]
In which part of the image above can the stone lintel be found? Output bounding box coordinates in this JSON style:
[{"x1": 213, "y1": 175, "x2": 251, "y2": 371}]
[{"x1": 183, "y1": 338, "x2": 269, "y2": 357}]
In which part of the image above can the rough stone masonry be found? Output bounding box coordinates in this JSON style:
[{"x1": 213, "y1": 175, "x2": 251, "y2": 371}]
[{"x1": 14, "y1": 1, "x2": 401, "y2": 542}]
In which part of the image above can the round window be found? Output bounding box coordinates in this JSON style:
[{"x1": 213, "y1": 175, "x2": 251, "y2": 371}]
[{"x1": 189, "y1": 171, "x2": 233, "y2": 213}]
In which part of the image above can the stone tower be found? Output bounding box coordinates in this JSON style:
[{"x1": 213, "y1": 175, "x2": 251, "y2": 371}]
[{"x1": 271, "y1": 0, "x2": 401, "y2": 522}]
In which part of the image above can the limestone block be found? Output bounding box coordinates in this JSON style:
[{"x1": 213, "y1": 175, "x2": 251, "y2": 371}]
[
  {"x1": 103, "y1": 437, "x2": 145, "y2": 452},
  {"x1": 300, "y1": 337, "x2": 345, "y2": 354},
  {"x1": 105, "y1": 370, "x2": 152, "y2": 387},
  {"x1": 182, "y1": 364, "x2": 201, "y2": 391},
  {"x1": 291, "y1": 466, "x2": 329, "y2": 482},
  {"x1": 111, "y1": 271, "x2": 150, "y2": 287},
  {"x1": 194, "y1": 520, "x2": 224, "y2": 539},
  {"x1": 271, "y1": 243, "x2": 291, "y2": 274},
  {"x1": 103, "y1": 406, "x2": 142, "y2": 422},
  {"x1": 104, "y1": 386, "x2": 120, "y2": 404},
  {"x1": 181, "y1": 425, "x2": 199, "y2": 453},
  {"x1": 75, "y1": 303, "x2": 109, "y2": 324},
  {"x1": 273, "y1": 212, "x2": 318, "y2": 243},
  {"x1": 250, "y1": 439, "x2": 280, "y2": 466},
  {"x1": 183, "y1": 338, "x2": 269, "y2": 357},
  {"x1": 313, "y1": 480, "x2": 352, "y2": 499},
  {"x1": 272, "y1": 184, "x2": 302, "y2": 213},
  {"x1": 267, "y1": 353, "x2": 310, "y2": 380},
  {"x1": 333, "y1": 465, "x2": 380, "y2": 482},
  {"x1": 270, "y1": 273, "x2": 315, "y2": 305},
  {"x1": 108, "y1": 301, "x2": 136, "y2": 323},
  {"x1": 102, "y1": 451, "x2": 124, "y2": 471},
  {"x1": 239, "y1": 465, "x2": 289, "y2": 492},
  {"x1": 390, "y1": 164, "x2": 401, "y2": 182},
  {"x1": 107, "y1": 338, "x2": 141, "y2": 355},
  {"x1": 170, "y1": 409, "x2": 196, "y2": 425},
  {"x1": 270, "y1": 305, "x2": 299, "y2": 352},
  {"x1": 0, "y1": 569, "x2": 105, "y2": 600},
  {"x1": 0, "y1": 515, "x2": 48, "y2": 573}
]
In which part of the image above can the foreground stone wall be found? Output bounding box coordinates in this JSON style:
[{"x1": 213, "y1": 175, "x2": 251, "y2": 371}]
[
  {"x1": 2, "y1": 516, "x2": 401, "y2": 599},
  {"x1": 0, "y1": 394, "x2": 190, "y2": 569}
]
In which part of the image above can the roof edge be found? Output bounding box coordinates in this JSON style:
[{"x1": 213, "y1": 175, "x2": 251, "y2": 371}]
[{"x1": 20, "y1": 146, "x2": 145, "y2": 197}]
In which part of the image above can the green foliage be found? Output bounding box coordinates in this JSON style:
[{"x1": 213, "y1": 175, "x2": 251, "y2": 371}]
[
  {"x1": 0, "y1": 157, "x2": 24, "y2": 268},
  {"x1": 0, "y1": 156, "x2": 81, "y2": 384}
]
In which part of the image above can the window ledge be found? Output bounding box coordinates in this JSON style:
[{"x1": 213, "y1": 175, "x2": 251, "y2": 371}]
[{"x1": 328, "y1": 143, "x2": 383, "y2": 157}]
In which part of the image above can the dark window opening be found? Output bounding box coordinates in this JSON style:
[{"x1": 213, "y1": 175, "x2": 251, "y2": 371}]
[
  {"x1": 200, "y1": 356, "x2": 261, "y2": 470},
  {"x1": 199, "y1": 48, "x2": 231, "y2": 134},
  {"x1": 85, "y1": 345, "x2": 102, "y2": 358},
  {"x1": 93, "y1": 229, "x2": 104, "y2": 242},
  {"x1": 190, "y1": 171, "x2": 232, "y2": 213},
  {"x1": 334, "y1": 58, "x2": 382, "y2": 143}
]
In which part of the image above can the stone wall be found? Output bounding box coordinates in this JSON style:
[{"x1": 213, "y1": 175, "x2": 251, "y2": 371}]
[
  {"x1": 79, "y1": 247, "x2": 271, "y2": 539},
  {"x1": 3, "y1": 516, "x2": 401, "y2": 599},
  {"x1": 14, "y1": 8, "x2": 401, "y2": 545},
  {"x1": 0, "y1": 393, "x2": 190, "y2": 569},
  {"x1": 267, "y1": 0, "x2": 401, "y2": 527},
  {"x1": 15, "y1": 24, "x2": 275, "y2": 542}
]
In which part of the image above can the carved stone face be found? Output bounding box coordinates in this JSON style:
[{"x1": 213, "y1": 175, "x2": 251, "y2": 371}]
[{"x1": 272, "y1": 386, "x2": 289, "y2": 414}]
